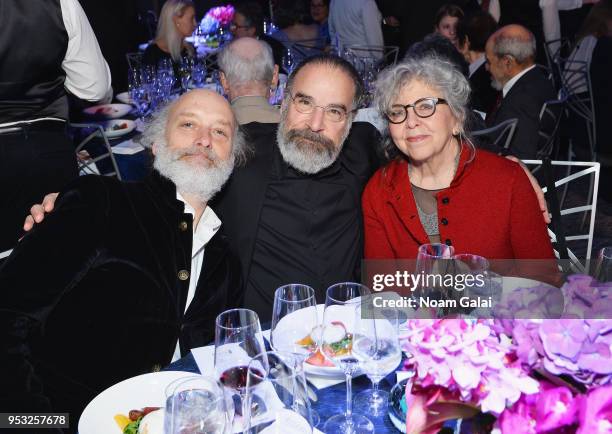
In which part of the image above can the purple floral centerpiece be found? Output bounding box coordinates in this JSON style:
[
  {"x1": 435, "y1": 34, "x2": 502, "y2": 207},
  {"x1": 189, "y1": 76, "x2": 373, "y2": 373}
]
[{"x1": 199, "y1": 4, "x2": 234, "y2": 47}]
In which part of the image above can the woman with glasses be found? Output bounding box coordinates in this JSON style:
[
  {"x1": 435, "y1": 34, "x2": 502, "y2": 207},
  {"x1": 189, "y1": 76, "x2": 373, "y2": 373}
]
[{"x1": 362, "y1": 55, "x2": 555, "y2": 260}]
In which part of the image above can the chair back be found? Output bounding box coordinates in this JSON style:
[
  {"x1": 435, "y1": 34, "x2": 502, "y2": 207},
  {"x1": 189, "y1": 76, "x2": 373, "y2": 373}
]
[
  {"x1": 537, "y1": 97, "x2": 566, "y2": 160},
  {"x1": 345, "y1": 45, "x2": 399, "y2": 67},
  {"x1": 522, "y1": 159, "x2": 600, "y2": 273},
  {"x1": 470, "y1": 118, "x2": 518, "y2": 154},
  {"x1": 70, "y1": 123, "x2": 123, "y2": 180},
  {"x1": 126, "y1": 52, "x2": 144, "y2": 72}
]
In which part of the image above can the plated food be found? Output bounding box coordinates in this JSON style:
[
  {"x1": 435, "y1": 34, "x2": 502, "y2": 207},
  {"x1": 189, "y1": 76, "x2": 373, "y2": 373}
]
[
  {"x1": 114, "y1": 406, "x2": 163, "y2": 434},
  {"x1": 103, "y1": 119, "x2": 136, "y2": 138},
  {"x1": 84, "y1": 103, "x2": 132, "y2": 119}
]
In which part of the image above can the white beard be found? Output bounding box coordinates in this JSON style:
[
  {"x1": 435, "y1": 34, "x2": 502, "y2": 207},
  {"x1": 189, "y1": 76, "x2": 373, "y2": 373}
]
[
  {"x1": 153, "y1": 143, "x2": 234, "y2": 203},
  {"x1": 276, "y1": 115, "x2": 351, "y2": 175}
]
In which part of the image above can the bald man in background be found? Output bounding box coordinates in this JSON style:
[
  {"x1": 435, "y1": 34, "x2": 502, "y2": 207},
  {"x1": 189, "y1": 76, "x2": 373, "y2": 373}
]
[
  {"x1": 485, "y1": 24, "x2": 556, "y2": 158},
  {"x1": 217, "y1": 37, "x2": 280, "y2": 125}
]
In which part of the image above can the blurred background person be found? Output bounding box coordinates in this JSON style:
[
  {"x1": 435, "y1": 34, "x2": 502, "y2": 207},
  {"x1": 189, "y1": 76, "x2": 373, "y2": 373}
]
[
  {"x1": 143, "y1": 0, "x2": 197, "y2": 67},
  {"x1": 434, "y1": 3, "x2": 465, "y2": 48},
  {"x1": 484, "y1": 24, "x2": 556, "y2": 158},
  {"x1": 231, "y1": 1, "x2": 286, "y2": 68},
  {"x1": 310, "y1": 0, "x2": 330, "y2": 43},
  {"x1": 217, "y1": 37, "x2": 280, "y2": 124},
  {"x1": 329, "y1": 0, "x2": 384, "y2": 59},
  {"x1": 457, "y1": 10, "x2": 500, "y2": 113},
  {"x1": 271, "y1": 0, "x2": 323, "y2": 62},
  {"x1": 0, "y1": 0, "x2": 111, "y2": 254}
]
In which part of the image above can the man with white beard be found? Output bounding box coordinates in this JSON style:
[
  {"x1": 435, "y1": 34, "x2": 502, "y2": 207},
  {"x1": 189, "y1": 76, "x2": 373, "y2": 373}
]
[{"x1": 0, "y1": 90, "x2": 245, "y2": 424}]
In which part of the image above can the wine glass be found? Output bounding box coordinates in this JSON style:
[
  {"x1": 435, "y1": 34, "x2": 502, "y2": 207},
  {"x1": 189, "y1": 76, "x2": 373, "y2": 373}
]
[
  {"x1": 352, "y1": 303, "x2": 402, "y2": 417},
  {"x1": 415, "y1": 243, "x2": 455, "y2": 312},
  {"x1": 164, "y1": 375, "x2": 232, "y2": 434},
  {"x1": 594, "y1": 246, "x2": 612, "y2": 282},
  {"x1": 321, "y1": 283, "x2": 374, "y2": 434},
  {"x1": 244, "y1": 351, "x2": 315, "y2": 433},
  {"x1": 191, "y1": 58, "x2": 207, "y2": 88},
  {"x1": 282, "y1": 49, "x2": 295, "y2": 74},
  {"x1": 179, "y1": 57, "x2": 193, "y2": 93},
  {"x1": 270, "y1": 284, "x2": 320, "y2": 426},
  {"x1": 214, "y1": 308, "x2": 266, "y2": 427}
]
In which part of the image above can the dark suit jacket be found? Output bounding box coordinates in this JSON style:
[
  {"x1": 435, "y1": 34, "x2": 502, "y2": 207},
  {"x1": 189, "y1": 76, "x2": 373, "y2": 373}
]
[
  {"x1": 0, "y1": 172, "x2": 242, "y2": 429},
  {"x1": 212, "y1": 121, "x2": 381, "y2": 302},
  {"x1": 470, "y1": 61, "x2": 499, "y2": 115},
  {"x1": 488, "y1": 66, "x2": 556, "y2": 159}
]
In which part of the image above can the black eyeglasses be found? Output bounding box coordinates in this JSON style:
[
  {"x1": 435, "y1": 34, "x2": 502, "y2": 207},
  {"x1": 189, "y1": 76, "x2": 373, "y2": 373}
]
[
  {"x1": 229, "y1": 23, "x2": 251, "y2": 30},
  {"x1": 288, "y1": 90, "x2": 354, "y2": 123},
  {"x1": 385, "y1": 97, "x2": 448, "y2": 124}
]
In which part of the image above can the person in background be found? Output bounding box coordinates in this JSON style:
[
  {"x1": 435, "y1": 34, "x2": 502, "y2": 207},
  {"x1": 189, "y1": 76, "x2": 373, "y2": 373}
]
[
  {"x1": 217, "y1": 37, "x2": 280, "y2": 124},
  {"x1": 434, "y1": 3, "x2": 465, "y2": 48},
  {"x1": 0, "y1": 0, "x2": 111, "y2": 254},
  {"x1": 143, "y1": 0, "x2": 197, "y2": 67},
  {"x1": 328, "y1": 0, "x2": 385, "y2": 59},
  {"x1": 271, "y1": 0, "x2": 324, "y2": 63},
  {"x1": 310, "y1": 0, "x2": 330, "y2": 43},
  {"x1": 0, "y1": 90, "x2": 245, "y2": 424},
  {"x1": 456, "y1": 10, "x2": 500, "y2": 114},
  {"x1": 362, "y1": 56, "x2": 555, "y2": 262},
  {"x1": 485, "y1": 24, "x2": 556, "y2": 158},
  {"x1": 230, "y1": 1, "x2": 286, "y2": 71}
]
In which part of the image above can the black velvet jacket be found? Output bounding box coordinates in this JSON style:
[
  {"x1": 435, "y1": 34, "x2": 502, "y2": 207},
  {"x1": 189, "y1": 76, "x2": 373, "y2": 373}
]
[{"x1": 0, "y1": 172, "x2": 243, "y2": 428}]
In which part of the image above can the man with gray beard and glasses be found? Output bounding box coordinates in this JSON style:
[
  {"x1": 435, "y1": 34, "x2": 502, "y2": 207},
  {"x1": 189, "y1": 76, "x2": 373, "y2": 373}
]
[
  {"x1": 0, "y1": 90, "x2": 245, "y2": 423},
  {"x1": 214, "y1": 55, "x2": 381, "y2": 320}
]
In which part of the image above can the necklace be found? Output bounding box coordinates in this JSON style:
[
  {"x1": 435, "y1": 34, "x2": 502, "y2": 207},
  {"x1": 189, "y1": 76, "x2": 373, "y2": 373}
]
[{"x1": 408, "y1": 144, "x2": 462, "y2": 190}]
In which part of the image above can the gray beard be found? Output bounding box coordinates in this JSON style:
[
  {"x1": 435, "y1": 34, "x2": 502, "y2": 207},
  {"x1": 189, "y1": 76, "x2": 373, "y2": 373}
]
[
  {"x1": 491, "y1": 78, "x2": 503, "y2": 91},
  {"x1": 153, "y1": 144, "x2": 234, "y2": 203},
  {"x1": 276, "y1": 117, "x2": 352, "y2": 175}
]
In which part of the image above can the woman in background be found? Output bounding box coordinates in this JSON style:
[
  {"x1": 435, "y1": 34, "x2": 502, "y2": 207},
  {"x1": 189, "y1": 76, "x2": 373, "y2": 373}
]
[
  {"x1": 143, "y1": 0, "x2": 197, "y2": 67},
  {"x1": 434, "y1": 4, "x2": 464, "y2": 48}
]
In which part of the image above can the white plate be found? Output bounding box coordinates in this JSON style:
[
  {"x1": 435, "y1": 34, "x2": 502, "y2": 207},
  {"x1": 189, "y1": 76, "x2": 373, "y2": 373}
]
[
  {"x1": 275, "y1": 304, "x2": 352, "y2": 378},
  {"x1": 115, "y1": 91, "x2": 133, "y2": 105},
  {"x1": 78, "y1": 370, "x2": 195, "y2": 434},
  {"x1": 83, "y1": 103, "x2": 133, "y2": 119},
  {"x1": 103, "y1": 119, "x2": 136, "y2": 138}
]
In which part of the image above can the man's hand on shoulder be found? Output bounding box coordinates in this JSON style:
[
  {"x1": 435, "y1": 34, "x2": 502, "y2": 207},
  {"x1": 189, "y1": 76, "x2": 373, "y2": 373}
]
[
  {"x1": 23, "y1": 193, "x2": 59, "y2": 232},
  {"x1": 505, "y1": 155, "x2": 551, "y2": 224}
]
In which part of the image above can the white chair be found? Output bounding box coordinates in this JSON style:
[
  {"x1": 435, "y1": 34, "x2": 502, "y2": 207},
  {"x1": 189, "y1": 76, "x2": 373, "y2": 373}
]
[
  {"x1": 345, "y1": 45, "x2": 399, "y2": 66},
  {"x1": 522, "y1": 159, "x2": 600, "y2": 273},
  {"x1": 471, "y1": 118, "x2": 518, "y2": 153},
  {"x1": 70, "y1": 124, "x2": 122, "y2": 180}
]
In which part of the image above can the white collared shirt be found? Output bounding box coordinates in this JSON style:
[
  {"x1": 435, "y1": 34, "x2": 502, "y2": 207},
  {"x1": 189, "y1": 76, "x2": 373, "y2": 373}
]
[
  {"x1": 502, "y1": 64, "x2": 536, "y2": 98},
  {"x1": 171, "y1": 192, "x2": 221, "y2": 362},
  {"x1": 469, "y1": 54, "x2": 486, "y2": 78}
]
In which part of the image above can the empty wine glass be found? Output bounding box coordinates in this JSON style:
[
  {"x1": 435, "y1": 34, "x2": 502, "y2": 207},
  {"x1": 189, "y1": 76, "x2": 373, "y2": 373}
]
[
  {"x1": 415, "y1": 243, "x2": 455, "y2": 309},
  {"x1": 214, "y1": 308, "x2": 266, "y2": 428},
  {"x1": 244, "y1": 351, "x2": 315, "y2": 433},
  {"x1": 164, "y1": 375, "x2": 232, "y2": 434},
  {"x1": 352, "y1": 304, "x2": 402, "y2": 417},
  {"x1": 191, "y1": 58, "x2": 207, "y2": 88},
  {"x1": 321, "y1": 283, "x2": 374, "y2": 434},
  {"x1": 270, "y1": 284, "x2": 320, "y2": 426},
  {"x1": 179, "y1": 57, "x2": 193, "y2": 93},
  {"x1": 282, "y1": 49, "x2": 295, "y2": 74},
  {"x1": 595, "y1": 247, "x2": 612, "y2": 282}
]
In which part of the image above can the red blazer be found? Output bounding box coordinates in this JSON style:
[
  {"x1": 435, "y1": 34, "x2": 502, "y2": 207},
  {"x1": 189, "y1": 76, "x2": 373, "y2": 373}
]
[{"x1": 362, "y1": 147, "x2": 555, "y2": 260}]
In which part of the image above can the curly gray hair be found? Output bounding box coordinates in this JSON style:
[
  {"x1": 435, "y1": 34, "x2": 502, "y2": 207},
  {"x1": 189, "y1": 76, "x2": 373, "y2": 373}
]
[
  {"x1": 140, "y1": 100, "x2": 249, "y2": 166},
  {"x1": 373, "y1": 55, "x2": 472, "y2": 159}
]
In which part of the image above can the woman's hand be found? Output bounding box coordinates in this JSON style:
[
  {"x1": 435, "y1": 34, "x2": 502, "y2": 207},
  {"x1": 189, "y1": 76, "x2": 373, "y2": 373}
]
[
  {"x1": 23, "y1": 193, "x2": 59, "y2": 231},
  {"x1": 505, "y1": 155, "x2": 551, "y2": 224}
]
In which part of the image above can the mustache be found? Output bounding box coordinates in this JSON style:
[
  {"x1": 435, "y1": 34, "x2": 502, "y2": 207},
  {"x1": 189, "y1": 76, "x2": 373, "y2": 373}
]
[
  {"x1": 285, "y1": 128, "x2": 336, "y2": 152},
  {"x1": 170, "y1": 145, "x2": 220, "y2": 165}
]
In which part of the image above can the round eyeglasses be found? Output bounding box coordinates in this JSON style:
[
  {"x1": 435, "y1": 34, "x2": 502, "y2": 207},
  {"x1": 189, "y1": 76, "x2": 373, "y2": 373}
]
[
  {"x1": 288, "y1": 90, "x2": 353, "y2": 123},
  {"x1": 385, "y1": 97, "x2": 448, "y2": 124}
]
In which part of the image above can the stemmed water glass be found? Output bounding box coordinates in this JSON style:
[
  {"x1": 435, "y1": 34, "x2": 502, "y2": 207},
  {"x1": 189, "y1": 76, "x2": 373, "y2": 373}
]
[
  {"x1": 352, "y1": 303, "x2": 402, "y2": 417},
  {"x1": 164, "y1": 375, "x2": 232, "y2": 434},
  {"x1": 244, "y1": 351, "x2": 315, "y2": 433},
  {"x1": 321, "y1": 283, "x2": 374, "y2": 434},
  {"x1": 179, "y1": 57, "x2": 193, "y2": 93},
  {"x1": 191, "y1": 58, "x2": 207, "y2": 88},
  {"x1": 594, "y1": 246, "x2": 612, "y2": 282},
  {"x1": 282, "y1": 49, "x2": 295, "y2": 74},
  {"x1": 214, "y1": 308, "x2": 266, "y2": 428},
  {"x1": 270, "y1": 284, "x2": 320, "y2": 426}
]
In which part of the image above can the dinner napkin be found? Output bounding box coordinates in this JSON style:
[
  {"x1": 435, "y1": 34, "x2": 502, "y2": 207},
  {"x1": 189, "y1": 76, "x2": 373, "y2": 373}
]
[{"x1": 111, "y1": 139, "x2": 145, "y2": 155}]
